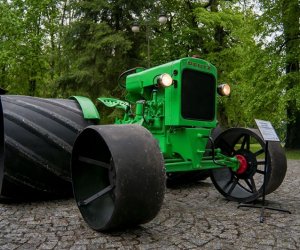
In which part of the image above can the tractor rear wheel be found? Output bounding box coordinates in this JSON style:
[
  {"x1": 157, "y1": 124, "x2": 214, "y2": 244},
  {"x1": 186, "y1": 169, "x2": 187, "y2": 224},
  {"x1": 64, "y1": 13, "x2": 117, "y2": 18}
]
[
  {"x1": 71, "y1": 125, "x2": 165, "y2": 231},
  {"x1": 210, "y1": 128, "x2": 287, "y2": 203}
]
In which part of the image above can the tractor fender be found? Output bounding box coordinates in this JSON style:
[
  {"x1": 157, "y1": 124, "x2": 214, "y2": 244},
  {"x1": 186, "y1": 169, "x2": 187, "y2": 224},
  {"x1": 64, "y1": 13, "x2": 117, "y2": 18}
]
[{"x1": 70, "y1": 96, "x2": 100, "y2": 120}]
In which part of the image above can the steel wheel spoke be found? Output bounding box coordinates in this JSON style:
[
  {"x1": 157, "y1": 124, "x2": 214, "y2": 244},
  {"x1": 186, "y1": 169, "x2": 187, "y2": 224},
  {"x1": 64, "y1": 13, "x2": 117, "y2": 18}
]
[
  {"x1": 241, "y1": 135, "x2": 250, "y2": 150},
  {"x1": 77, "y1": 185, "x2": 114, "y2": 207},
  {"x1": 256, "y1": 169, "x2": 265, "y2": 175},
  {"x1": 254, "y1": 148, "x2": 265, "y2": 156},
  {"x1": 219, "y1": 138, "x2": 236, "y2": 155},
  {"x1": 223, "y1": 178, "x2": 234, "y2": 190},
  {"x1": 250, "y1": 177, "x2": 257, "y2": 192},
  {"x1": 244, "y1": 179, "x2": 253, "y2": 192},
  {"x1": 227, "y1": 177, "x2": 239, "y2": 195},
  {"x1": 257, "y1": 161, "x2": 266, "y2": 166},
  {"x1": 78, "y1": 156, "x2": 111, "y2": 169},
  {"x1": 244, "y1": 178, "x2": 257, "y2": 193}
]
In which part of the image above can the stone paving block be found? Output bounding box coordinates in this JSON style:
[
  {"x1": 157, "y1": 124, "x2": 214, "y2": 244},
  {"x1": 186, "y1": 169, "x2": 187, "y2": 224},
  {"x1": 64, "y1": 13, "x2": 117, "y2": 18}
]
[{"x1": 0, "y1": 160, "x2": 299, "y2": 249}]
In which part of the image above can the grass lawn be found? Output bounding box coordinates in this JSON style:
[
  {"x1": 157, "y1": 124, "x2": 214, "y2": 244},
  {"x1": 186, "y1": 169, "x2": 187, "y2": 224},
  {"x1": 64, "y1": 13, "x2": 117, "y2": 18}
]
[
  {"x1": 235, "y1": 144, "x2": 300, "y2": 160},
  {"x1": 285, "y1": 149, "x2": 300, "y2": 160}
]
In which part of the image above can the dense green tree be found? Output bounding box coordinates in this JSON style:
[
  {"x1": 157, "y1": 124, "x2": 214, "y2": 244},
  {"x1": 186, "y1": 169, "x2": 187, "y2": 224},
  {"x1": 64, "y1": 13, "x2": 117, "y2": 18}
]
[
  {"x1": 151, "y1": 0, "x2": 260, "y2": 128},
  {"x1": 281, "y1": 0, "x2": 300, "y2": 149},
  {"x1": 243, "y1": 0, "x2": 300, "y2": 147},
  {"x1": 0, "y1": 0, "x2": 299, "y2": 146},
  {"x1": 0, "y1": 1, "x2": 20, "y2": 90},
  {"x1": 56, "y1": 0, "x2": 157, "y2": 98},
  {"x1": 0, "y1": 0, "x2": 63, "y2": 96}
]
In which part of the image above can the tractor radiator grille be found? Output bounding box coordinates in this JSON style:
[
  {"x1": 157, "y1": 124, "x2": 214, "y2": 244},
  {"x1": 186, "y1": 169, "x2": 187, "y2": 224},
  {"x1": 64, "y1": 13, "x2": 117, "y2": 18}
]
[{"x1": 181, "y1": 69, "x2": 215, "y2": 121}]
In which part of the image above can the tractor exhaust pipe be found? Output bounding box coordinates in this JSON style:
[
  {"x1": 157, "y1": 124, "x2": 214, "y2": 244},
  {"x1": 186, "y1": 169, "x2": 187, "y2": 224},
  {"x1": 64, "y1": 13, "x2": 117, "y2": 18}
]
[{"x1": 0, "y1": 95, "x2": 95, "y2": 201}]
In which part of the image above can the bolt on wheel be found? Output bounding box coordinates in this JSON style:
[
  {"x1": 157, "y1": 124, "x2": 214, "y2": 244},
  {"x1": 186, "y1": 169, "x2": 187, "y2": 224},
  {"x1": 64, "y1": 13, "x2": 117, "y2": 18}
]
[{"x1": 210, "y1": 128, "x2": 287, "y2": 203}]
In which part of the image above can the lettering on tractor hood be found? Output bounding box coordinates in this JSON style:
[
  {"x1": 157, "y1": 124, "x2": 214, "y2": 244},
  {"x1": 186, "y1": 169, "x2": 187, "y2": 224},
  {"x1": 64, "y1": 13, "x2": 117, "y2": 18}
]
[{"x1": 188, "y1": 61, "x2": 211, "y2": 71}]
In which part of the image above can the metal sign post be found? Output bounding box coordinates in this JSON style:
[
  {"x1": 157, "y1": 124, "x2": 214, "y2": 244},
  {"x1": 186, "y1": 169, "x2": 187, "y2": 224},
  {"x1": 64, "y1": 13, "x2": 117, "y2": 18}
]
[{"x1": 238, "y1": 119, "x2": 291, "y2": 222}]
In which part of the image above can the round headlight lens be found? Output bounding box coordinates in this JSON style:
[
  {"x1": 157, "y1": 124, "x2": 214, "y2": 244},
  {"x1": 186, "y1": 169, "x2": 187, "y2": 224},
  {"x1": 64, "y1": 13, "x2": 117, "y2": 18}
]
[
  {"x1": 157, "y1": 73, "x2": 173, "y2": 88},
  {"x1": 217, "y1": 84, "x2": 231, "y2": 96}
]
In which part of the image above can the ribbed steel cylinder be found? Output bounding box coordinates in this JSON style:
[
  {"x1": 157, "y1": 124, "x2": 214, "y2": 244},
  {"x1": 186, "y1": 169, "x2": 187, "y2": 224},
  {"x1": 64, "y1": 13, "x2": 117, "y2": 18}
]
[{"x1": 0, "y1": 95, "x2": 95, "y2": 200}]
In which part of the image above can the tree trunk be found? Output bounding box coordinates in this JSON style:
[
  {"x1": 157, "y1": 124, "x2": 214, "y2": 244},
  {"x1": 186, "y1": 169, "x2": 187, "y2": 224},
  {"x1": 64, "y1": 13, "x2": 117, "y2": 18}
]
[
  {"x1": 29, "y1": 78, "x2": 36, "y2": 96},
  {"x1": 282, "y1": 0, "x2": 300, "y2": 149},
  {"x1": 286, "y1": 111, "x2": 300, "y2": 149}
]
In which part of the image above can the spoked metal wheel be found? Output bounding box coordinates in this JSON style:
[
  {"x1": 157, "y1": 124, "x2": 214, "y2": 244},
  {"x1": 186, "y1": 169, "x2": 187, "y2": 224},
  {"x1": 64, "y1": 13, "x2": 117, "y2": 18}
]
[
  {"x1": 211, "y1": 128, "x2": 287, "y2": 203},
  {"x1": 71, "y1": 125, "x2": 165, "y2": 231}
]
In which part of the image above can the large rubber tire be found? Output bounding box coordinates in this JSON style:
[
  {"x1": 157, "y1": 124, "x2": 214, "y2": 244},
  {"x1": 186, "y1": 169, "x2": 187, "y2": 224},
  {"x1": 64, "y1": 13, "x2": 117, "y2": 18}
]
[
  {"x1": 0, "y1": 95, "x2": 95, "y2": 200},
  {"x1": 71, "y1": 124, "x2": 165, "y2": 231},
  {"x1": 210, "y1": 128, "x2": 287, "y2": 203}
]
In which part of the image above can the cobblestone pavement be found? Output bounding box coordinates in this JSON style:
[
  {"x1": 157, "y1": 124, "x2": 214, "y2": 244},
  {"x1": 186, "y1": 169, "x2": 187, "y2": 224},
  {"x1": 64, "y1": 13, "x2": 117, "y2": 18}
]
[{"x1": 0, "y1": 160, "x2": 299, "y2": 250}]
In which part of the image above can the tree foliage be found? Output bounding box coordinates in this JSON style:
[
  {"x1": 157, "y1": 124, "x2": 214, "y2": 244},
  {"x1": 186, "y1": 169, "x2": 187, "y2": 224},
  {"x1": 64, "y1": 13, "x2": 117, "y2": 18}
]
[
  {"x1": 0, "y1": 0, "x2": 61, "y2": 95},
  {"x1": 0, "y1": 0, "x2": 299, "y2": 147}
]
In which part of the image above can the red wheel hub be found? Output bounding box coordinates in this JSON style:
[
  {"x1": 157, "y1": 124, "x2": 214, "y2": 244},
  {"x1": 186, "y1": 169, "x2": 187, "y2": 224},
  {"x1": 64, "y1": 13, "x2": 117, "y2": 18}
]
[{"x1": 236, "y1": 154, "x2": 248, "y2": 174}]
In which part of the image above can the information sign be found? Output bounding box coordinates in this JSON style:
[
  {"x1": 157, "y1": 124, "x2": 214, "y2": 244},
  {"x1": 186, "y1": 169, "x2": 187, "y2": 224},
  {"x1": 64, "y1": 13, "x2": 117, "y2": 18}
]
[{"x1": 255, "y1": 119, "x2": 280, "y2": 142}]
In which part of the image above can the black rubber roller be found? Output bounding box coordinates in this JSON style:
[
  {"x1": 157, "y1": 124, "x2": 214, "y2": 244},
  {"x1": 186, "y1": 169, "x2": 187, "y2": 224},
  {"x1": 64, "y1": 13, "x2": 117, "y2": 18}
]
[
  {"x1": 71, "y1": 124, "x2": 166, "y2": 231},
  {"x1": 0, "y1": 95, "x2": 95, "y2": 200}
]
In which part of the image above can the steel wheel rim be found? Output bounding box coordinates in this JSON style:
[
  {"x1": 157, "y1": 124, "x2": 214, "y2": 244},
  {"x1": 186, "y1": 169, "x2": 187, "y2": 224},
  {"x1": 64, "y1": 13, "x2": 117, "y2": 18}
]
[
  {"x1": 211, "y1": 129, "x2": 269, "y2": 202},
  {"x1": 71, "y1": 128, "x2": 116, "y2": 230}
]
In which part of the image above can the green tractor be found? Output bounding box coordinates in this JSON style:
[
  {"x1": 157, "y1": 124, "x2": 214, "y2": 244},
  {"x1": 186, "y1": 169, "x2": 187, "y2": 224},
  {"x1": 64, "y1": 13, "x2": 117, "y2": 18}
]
[{"x1": 70, "y1": 57, "x2": 287, "y2": 231}]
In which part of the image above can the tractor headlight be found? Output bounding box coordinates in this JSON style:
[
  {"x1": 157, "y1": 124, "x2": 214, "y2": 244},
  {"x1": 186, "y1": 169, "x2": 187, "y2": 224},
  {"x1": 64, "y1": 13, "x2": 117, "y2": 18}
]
[
  {"x1": 217, "y1": 84, "x2": 231, "y2": 96},
  {"x1": 157, "y1": 73, "x2": 173, "y2": 88}
]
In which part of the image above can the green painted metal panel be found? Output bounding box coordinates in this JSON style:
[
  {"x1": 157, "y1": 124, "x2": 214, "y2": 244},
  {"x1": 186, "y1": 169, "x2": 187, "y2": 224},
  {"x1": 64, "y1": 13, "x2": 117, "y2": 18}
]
[
  {"x1": 126, "y1": 57, "x2": 217, "y2": 128},
  {"x1": 70, "y1": 96, "x2": 100, "y2": 120},
  {"x1": 97, "y1": 97, "x2": 130, "y2": 111}
]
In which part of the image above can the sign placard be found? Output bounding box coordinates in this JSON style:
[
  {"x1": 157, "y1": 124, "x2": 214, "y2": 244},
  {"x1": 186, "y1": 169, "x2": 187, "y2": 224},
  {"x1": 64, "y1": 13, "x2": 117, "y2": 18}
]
[{"x1": 255, "y1": 119, "x2": 280, "y2": 142}]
